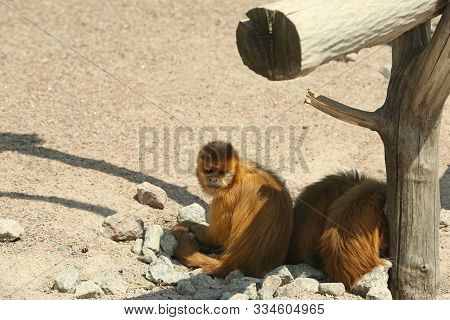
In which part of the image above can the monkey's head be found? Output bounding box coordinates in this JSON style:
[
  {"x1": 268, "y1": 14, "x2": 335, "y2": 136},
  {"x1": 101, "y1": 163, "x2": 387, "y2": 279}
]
[{"x1": 196, "y1": 141, "x2": 239, "y2": 195}]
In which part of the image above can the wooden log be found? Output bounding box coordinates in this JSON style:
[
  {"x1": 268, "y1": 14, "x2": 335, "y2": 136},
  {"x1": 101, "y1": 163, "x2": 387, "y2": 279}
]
[{"x1": 236, "y1": 0, "x2": 446, "y2": 80}]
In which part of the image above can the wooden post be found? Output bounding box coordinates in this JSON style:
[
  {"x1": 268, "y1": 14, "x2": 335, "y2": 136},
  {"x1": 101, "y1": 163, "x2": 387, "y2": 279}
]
[
  {"x1": 237, "y1": 0, "x2": 450, "y2": 299},
  {"x1": 236, "y1": 0, "x2": 445, "y2": 80}
]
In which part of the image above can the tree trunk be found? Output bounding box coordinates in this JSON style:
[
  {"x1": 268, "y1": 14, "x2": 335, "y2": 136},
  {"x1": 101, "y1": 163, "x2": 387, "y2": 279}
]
[{"x1": 379, "y1": 19, "x2": 447, "y2": 298}]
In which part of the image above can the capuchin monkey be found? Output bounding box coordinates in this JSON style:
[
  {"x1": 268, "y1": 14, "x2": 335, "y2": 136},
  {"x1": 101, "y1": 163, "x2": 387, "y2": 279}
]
[
  {"x1": 171, "y1": 141, "x2": 294, "y2": 277},
  {"x1": 287, "y1": 170, "x2": 388, "y2": 289}
]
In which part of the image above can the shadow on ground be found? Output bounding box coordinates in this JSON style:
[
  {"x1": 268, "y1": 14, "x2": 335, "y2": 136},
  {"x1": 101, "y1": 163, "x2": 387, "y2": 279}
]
[
  {"x1": 441, "y1": 165, "x2": 450, "y2": 210},
  {"x1": 0, "y1": 191, "x2": 116, "y2": 217},
  {"x1": 0, "y1": 132, "x2": 206, "y2": 208}
]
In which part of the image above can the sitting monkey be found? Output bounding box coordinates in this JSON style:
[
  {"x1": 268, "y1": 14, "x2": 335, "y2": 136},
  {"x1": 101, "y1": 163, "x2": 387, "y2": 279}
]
[
  {"x1": 171, "y1": 141, "x2": 294, "y2": 277},
  {"x1": 287, "y1": 170, "x2": 388, "y2": 289}
]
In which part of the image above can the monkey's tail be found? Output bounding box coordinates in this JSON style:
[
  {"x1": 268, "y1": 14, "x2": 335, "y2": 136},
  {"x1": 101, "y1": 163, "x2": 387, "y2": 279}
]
[
  {"x1": 318, "y1": 178, "x2": 388, "y2": 289},
  {"x1": 173, "y1": 233, "x2": 230, "y2": 277}
]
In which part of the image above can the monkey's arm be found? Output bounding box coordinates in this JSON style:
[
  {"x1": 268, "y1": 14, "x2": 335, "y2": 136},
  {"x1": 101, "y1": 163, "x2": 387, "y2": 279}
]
[{"x1": 172, "y1": 221, "x2": 223, "y2": 249}]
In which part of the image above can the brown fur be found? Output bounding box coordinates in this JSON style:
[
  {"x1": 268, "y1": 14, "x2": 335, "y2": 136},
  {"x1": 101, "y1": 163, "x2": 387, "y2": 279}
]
[
  {"x1": 172, "y1": 141, "x2": 294, "y2": 278},
  {"x1": 287, "y1": 170, "x2": 388, "y2": 289}
]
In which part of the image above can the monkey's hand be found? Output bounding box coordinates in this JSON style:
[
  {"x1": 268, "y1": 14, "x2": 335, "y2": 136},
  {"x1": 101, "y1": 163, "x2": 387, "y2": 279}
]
[{"x1": 171, "y1": 221, "x2": 194, "y2": 239}]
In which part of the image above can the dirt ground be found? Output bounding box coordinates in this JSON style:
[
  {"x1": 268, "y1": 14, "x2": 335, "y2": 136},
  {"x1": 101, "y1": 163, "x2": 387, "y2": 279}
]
[{"x1": 0, "y1": 0, "x2": 448, "y2": 300}]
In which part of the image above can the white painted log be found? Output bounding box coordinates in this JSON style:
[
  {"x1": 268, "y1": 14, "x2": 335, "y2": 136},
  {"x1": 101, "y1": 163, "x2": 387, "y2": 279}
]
[{"x1": 236, "y1": 0, "x2": 446, "y2": 80}]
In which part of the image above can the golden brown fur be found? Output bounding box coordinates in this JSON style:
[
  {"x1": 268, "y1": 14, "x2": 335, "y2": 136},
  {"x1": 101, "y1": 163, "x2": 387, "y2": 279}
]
[
  {"x1": 287, "y1": 170, "x2": 388, "y2": 289},
  {"x1": 172, "y1": 141, "x2": 293, "y2": 277}
]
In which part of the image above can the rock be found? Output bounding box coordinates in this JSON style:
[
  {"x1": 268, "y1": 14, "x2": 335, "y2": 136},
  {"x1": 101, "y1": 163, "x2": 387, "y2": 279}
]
[
  {"x1": 224, "y1": 270, "x2": 245, "y2": 285},
  {"x1": 138, "y1": 247, "x2": 158, "y2": 264},
  {"x1": 441, "y1": 209, "x2": 449, "y2": 227},
  {"x1": 176, "y1": 279, "x2": 196, "y2": 296},
  {"x1": 93, "y1": 272, "x2": 129, "y2": 295},
  {"x1": 131, "y1": 238, "x2": 143, "y2": 254},
  {"x1": 189, "y1": 268, "x2": 204, "y2": 277},
  {"x1": 102, "y1": 213, "x2": 144, "y2": 241},
  {"x1": 0, "y1": 218, "x2": 24, "y2": 242},
  {"x1": 53, "y1": 267, "x2": 81, "y2": 293},
  {"x1": 352, "y1": 260, "x2": 391, "y2": 297},
  {"x1": 221, "y1": 292, "x2": 249, "y2": 300},
  {"x1": 178, "y1": 203, "x2": 206, "y2": 224},
  {"x1": 136, "y1": 182, "x2": 167, "y2": 209},
  {"x1": 266, "y1": 265, "x2": 294, "y2": 285},
  {"x1": 226, "y1": 277, "x2": 260, "y2": 300},
  {"x1": 366, "y1": 287, "x2": 393, "y2": 300},
  {"x1": 144, "y1": 256, "x2": 190, "y2": 285},
  {"x1": 143, "y1": 225, "x2": 164, "y2": 252},
  {"x1": 194, "y1": 288, "x2": 223, "y2": 300},
  {"x1": 257, "y1": 275, "x2": 282, "y2": 300},
  {"x1": 295, "y1": 278, "x2": 319, "y2": 292},
  {"x1": 287, "y1": 263, "x2": 325, "y2": 280},
  {"x1": 318, "y1": 283, "x2": 345, "y2": 297},
  {"x1": 191, "y1": 273, "x2": 221, "y2": 290},
  {"x1": 277, "y1": 278, "x2": 319, "y2": 298},
  {"x1": 75, "y1": 280, "x2": 104, "y2": 299},
  {"x1": 379, "y1": 64, "x2": 391, "y2": 79},
  {"x1": 160, "y1": 232, "x2": 177, "y2": 256}
]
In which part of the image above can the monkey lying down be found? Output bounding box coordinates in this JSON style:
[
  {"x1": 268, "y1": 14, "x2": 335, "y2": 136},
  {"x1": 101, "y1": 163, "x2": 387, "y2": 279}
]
[{"x1": 171, "y1": 141, "x2": 387, "y2": 290}]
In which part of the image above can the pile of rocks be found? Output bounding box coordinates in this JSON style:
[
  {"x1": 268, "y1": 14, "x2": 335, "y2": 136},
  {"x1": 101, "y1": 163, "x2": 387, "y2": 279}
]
[
  {"x1": 53, "y1": 267, "x2": 129, "y2": 299},
  {"x1": 88, "y1": 181, "x2": 395, "y2": 300}
]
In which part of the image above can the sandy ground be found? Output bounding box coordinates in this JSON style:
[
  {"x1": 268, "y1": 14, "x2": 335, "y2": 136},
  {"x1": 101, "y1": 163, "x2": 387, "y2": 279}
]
[{"x1": 0, "y1": 0, "x2": 448, "y2": 300}]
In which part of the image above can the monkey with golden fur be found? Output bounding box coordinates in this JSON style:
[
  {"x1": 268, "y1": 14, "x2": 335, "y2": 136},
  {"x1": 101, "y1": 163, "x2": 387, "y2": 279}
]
[
  {"x1": 287, "y1": 170, "x2": 388, "y2": 290},
  {"x1": 171, "y1": 141, "x2": 294, "y2": 278}
]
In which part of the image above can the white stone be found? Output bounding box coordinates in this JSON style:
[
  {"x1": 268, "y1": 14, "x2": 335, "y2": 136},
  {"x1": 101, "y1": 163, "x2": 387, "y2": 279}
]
[
  {"x1": 0, "y1": 218, "x2": 24, "y2": 242},
  {"x1": 352, "y1": 260, "x2": 392, "y2": 297},
  {"x1": 53, "y1": 267, "x2": 80, "y2": 293},
  {"x1": 92, "y1": 272, "x2": 128, "y2": 295},
  {"x1": 366, "y1": 287, "x2": 393, "y2": 300},
  {"x1": 266, "y1": 265, "x2": 294, "y2": 285},
  {"x1": 287, "y1": 263, "x2": 325, "y2": 280},
  {"x1": 144, "y1": 256, "x2": 190, "y2": 285},
  {"x1": 142, "y1": 225, "x2": 164, "y2": 253},
  {"x1": 277, "y1": 278, "x2": 319, "y2": 298},
  {"x1": 136, "y1": 182, "x2": 167, "y2": 209},
  {"x1": 75, "y1": 280, "x2": 104, "y2": 299},
  {"x1": 178, "y1": 203, "x2": 207, "y2": 224},
  {"x1": 318, "y1": 283, "x2": 345, "y2": 297},
  {"x1": 257, "y1": 275, "x2": 282, "y2": 300},
  {"x1": 131, "y1": 238, "x2": 143, "y2": 255},
  {"x1": 102, "y1": 213, "x2": 144, "y2": 241},
  {"x1": 138, "y1": 247, "x2": 158, "y2": 264}
]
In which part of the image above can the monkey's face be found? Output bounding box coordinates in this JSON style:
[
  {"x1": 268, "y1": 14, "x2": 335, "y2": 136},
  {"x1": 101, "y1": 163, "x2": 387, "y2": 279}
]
[{"x1": 196, "y1": 141, "x2": 239, "y2": 196}]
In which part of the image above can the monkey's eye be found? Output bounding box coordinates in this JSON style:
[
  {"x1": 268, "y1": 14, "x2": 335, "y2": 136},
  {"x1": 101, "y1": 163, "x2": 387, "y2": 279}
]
[
  {"x1": 218, "y1": 170, "x2": 225, "y2": 174},
  {"x1": 204, "y1": 169, "x2": 213, "y2": 174}
]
